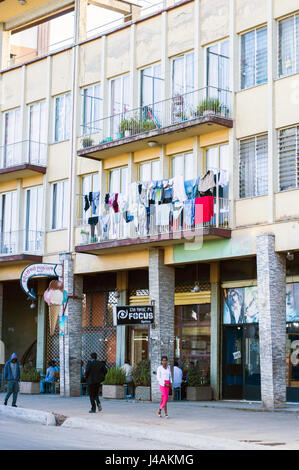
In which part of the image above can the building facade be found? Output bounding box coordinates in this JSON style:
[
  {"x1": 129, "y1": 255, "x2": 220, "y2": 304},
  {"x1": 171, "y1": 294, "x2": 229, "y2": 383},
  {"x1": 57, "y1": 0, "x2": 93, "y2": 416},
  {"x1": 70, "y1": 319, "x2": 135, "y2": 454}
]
[{"x1": 0, "y1": 0, "x2": 299, "y2": 407}]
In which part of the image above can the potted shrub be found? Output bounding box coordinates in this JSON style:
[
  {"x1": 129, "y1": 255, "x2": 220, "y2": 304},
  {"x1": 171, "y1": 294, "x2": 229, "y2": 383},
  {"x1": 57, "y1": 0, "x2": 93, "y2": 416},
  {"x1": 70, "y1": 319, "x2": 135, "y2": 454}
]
[
  {"x1": 102, "y1": 366, "x2": 126, "y2": 399},
  {"x1": 196, "y1": 97, "x2": 222, "y2": 117},
  {"x1": 81, "y1": 136, "x2": 94, "y2": 148},
  {"x1": 132, "y1": 359, "x2": 151, "y2": 401},
  {"x1": 119, "y1": 118, "x2": 132, "y2": 137},
  {"x1": 141, "y1": 119, "x2": 157, "y2": 132},
  {"x1": 186, "y1": 368, "x2": 212, "y2": 401},
  {"x1": 80, "y1": 229, "x2": 89, "y2": 244},
  {"x1": 20, "y1": 366, "x2": 41, "y2": 394}
]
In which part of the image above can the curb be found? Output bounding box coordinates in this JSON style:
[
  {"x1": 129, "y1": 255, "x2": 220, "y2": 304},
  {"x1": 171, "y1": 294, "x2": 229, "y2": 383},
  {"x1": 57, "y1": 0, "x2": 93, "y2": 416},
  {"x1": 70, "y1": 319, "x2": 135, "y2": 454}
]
[
  {"x1": 62, "y1": 417, "x2": 262, "y2": 450},
  {"x1": 0, "y1": 405, "x2": 56, "y2": 426}
]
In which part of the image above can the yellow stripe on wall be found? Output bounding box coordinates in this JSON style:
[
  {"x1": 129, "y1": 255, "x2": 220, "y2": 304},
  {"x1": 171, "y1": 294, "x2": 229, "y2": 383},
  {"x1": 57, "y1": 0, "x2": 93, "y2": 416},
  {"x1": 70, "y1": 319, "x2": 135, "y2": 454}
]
[{"x1": 129, "y1": 291, "x2": 211, "y2": 306}]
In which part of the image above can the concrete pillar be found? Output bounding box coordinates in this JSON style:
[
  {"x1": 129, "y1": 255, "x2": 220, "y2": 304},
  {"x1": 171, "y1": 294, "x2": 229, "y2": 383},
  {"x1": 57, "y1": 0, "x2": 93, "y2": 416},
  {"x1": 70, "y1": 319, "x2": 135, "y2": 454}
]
[
  {"x1": 210, "y1": 262, "x2": 220, "y2": 400},
  {"x1": 256, "y1": 233, "x2": 286, "y2": 409},
  {"x1": 36, "y1": 279, "x2": 47, "y2": 373},
  {"x1": 116, "y1": 272, "x2": 128, "y2": 367},
  {"x1": 75, "y1": 0, "x2": 88, "y2": 43},
  {"x1": 149, "y1": 248, "x2": 175, "y2": 402},
  {"x1": 59, "y1": 253, "x2": 83, "y2": 397},
  {"x1": 0, "y1": 23, "x2": 10, "y2": 70}
]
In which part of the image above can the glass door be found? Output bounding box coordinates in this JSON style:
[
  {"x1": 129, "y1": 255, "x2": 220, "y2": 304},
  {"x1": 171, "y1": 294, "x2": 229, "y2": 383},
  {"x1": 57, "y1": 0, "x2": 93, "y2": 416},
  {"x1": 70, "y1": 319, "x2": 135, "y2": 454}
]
[
  {"x1": 244, "y1": 324, "x2": 261, "y2": 400},
  {"x1": 129, "y1": 327, "x2": 149, "y2": 366},
  {"x1": 222, "y1": 326, "x2": 243, "y2": 399}
]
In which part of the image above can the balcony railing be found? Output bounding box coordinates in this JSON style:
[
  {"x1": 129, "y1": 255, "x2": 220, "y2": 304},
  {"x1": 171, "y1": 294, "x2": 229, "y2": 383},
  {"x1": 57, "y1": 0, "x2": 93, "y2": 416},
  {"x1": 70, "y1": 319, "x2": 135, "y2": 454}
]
[
  {"x1": 0, "y1": 230, "x2": 44, "y2": 256},
  {"x1": 79, "y1": 87, "x2": 232, "y2": 150},
  {"x1": 0, "y1": 140, "x2": 47, "y2": 170}
]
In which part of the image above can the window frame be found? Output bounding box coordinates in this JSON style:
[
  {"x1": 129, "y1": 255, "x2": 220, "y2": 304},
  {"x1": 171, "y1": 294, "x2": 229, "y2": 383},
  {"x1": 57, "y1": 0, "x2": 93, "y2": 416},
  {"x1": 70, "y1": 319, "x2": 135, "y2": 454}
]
[
  {"x1": 51, "y1": 180, "x2": 69, "y2": 230},
  {"x1": 239, "y1": 134, "x2": 268, "y2": 199},
  {"x1": 171, "y1": 51, "x2": 195, "y2": 98},
  {"x1": 81, "y1": 83, "x2": 102, "y2": 136},
  {"x1": 138, "y1": 159, "x2": 160, "y2": 182},
  {"x1": 278, "y1": 13, "x2": 299, "y2": 78},
  {"x1": 170, "y1": 152, "x2": 193, "y2": 180},
  {"x1": 108, "y1": 166, "x2": 128, "y2": 195},
  {"x1": 278, "y1": 125, "x2": 299, "y2": 192},
  {"x1": 240, "y1": 26, "x2": 268, "y2": 90},
  {"x1": 53, "y1": 92, "x2": 71, "y2": 143}
]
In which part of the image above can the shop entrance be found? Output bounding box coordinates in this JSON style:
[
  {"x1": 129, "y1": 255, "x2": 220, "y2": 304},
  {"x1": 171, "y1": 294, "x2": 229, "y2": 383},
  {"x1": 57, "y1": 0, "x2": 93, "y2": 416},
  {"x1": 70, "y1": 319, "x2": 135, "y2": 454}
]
[
  {"x1": 129, "y1": 326, "x2": 149, "y2": 366},
  {"x1": 222, "y1": 324, "x2": 261, "y2": 400}
]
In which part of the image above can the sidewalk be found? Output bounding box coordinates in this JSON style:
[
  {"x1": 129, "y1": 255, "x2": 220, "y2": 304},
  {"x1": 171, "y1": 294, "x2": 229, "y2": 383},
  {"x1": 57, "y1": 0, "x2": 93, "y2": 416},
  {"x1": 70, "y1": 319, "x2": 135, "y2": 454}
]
[{"x1": 1, "y1": 393, "x2": 299, "y2": 449}]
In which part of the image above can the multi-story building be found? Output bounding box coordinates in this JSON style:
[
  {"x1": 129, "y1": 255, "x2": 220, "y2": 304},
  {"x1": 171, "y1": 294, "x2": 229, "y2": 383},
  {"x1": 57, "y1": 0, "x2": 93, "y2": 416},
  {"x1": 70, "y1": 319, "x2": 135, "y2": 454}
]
[{"x1": 0, "y1": 0, "x2": 298, "y2": 407}]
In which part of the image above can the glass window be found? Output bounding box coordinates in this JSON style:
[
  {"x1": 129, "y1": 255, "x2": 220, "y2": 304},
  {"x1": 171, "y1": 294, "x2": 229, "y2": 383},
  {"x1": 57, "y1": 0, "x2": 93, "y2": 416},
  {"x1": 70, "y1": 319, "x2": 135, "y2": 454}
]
[
  {"x1": 28, "y1": 101, "x2": 46, "y2": 164},
  {"x1": 279, "y1": 14, "x2": 299, "y2": 77},
  {"x1": 51, "y1": 180, "x2": 69, "y2": 230},
  {"x1": 82, "y1": 84, "x2": 101, "y2": 135},
  {"x1": 25, "y1": 186, "x2": 43, "y2": 252},
  {"x1": 239, "y1": 134, "x2": 268, "y2": 198},
  {"x1": 207, "y1": 39, "x2": 230, "y2": 106},
  {"x1": 140, "y1": 63, "x2": 162, "y2": 106},
  {"x1": 80, "y1": 173, "x2": 100, "y2": 222},
  {"x1": 0, "y1": 191, "x2": 18, "y2": 254},
  {"x1": 110, "y1": 74, "x2": 130, "y2": 138},
  {"x1": 139, "y1": 160, "x2": 160, "y2": 182},
  {"x1": 3, "y1": 108, "x2": 21, "y2": 168},
  {"x1": 172, "y1": 52, "x2": 194, "y2": 96},
  {"x1": 241, "y1": 27, "x2": 267, "y2": 89},
  {"x1": 278, "y1": 126, "x2": 299, "y2": 192},
  {"x1": 109, "y1": 167, "x2": 128, "y2": 194},
  {"x1": 54, "y1": 93, "x2": 71, "y2": 142},
  {"x1": 171, "y1": 153, "x2": 193, "y2": 180},
  {"x1": 286, "y1": 323, "x2": 299, "y2": 388}
]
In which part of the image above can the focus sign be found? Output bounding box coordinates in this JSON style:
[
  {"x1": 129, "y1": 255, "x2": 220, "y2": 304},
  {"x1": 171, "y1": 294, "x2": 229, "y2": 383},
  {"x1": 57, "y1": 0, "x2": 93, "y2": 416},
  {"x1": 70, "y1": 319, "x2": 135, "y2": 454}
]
[{"x1": 115, "y1": 305, "x2": 154, "y2": 326}]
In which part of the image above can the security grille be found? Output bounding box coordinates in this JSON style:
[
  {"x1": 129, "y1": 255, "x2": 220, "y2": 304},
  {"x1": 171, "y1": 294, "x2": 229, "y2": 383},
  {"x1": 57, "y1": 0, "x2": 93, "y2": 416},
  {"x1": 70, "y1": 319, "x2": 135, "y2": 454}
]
[
  {"x1": 175, "y1": 282, "x2": 210, "y2": 293},
  {"x1": 46, "y1": 310, "x2": 59, "y2": 370},
  {"x1": 278, "y1": 126, "x2": 299, "y2": 191}
]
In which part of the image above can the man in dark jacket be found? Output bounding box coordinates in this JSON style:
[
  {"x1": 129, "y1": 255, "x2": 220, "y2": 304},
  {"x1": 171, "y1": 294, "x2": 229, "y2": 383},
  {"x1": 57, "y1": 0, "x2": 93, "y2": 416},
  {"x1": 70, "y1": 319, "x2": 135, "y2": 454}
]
[
  {"x1": 3, "y1": 353, "x2": 21, "y2": 407},
  {"x1": 85, "y1": 352, "x2": 107, "y2": 413}
]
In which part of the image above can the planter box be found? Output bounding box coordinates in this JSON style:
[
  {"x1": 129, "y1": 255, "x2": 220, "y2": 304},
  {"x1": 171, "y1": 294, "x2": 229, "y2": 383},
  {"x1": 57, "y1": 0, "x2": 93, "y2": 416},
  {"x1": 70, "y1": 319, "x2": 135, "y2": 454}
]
[
  {"x1": 20, "y1": 381, "x2": 40, "y2": 394},
  {"x1": 186, "y1": 386, "x2": 212, "y2": 401},
  {"x1": 102, "y1": 384, "x2": 125, "y2": 399},
  {"x1": 135, "y1": 386, "x2": 151, "y2": 401}
]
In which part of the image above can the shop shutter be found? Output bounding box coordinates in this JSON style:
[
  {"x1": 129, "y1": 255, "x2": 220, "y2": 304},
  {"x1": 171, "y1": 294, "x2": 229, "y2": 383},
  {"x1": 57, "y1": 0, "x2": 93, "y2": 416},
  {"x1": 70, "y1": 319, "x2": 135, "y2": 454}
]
[{"x1": 279, "y1": 126, "x2": 299, "y2": 191}]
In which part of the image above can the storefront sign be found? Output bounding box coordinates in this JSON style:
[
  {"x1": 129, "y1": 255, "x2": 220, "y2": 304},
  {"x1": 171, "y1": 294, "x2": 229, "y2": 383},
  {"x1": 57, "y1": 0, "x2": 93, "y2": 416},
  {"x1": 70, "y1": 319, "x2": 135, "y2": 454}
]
[
  {"x1": 114, "y1": 305, "x2": 154, "y2": 326},
  {"x1": 20, "y1": 263, "x2": 63, "y2": 300}
]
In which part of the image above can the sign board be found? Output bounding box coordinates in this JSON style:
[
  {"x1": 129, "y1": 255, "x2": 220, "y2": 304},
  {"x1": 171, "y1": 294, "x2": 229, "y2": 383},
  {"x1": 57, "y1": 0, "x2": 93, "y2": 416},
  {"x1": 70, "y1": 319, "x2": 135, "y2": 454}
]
[
  {"x1": 114, "y1": 305, "x2": 154, "y2": 326},
  {"x1": 233, "y1": 351, "x2": 241, "y2": 360},
  {"x1": 20, "y1": 263, "x2": 63, "y2": 300},
  {"x1": 59, "y1": 316, "x2": 68, "y2": 337}
]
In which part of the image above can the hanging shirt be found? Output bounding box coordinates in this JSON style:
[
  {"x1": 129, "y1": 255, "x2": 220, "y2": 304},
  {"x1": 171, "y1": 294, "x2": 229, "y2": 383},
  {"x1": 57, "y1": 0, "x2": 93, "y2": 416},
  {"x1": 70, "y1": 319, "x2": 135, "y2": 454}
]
[
  {"x1": 172, "y1": 175, "x2": 187, "y2": 202},
  {"x1": 183, "y1": 199, "x2": 195, "y2": 226},
  {"x1": 91, "y1": 191, "x2": 100, "y2": 214},
  {"x1": 198, "y1": 170, "x2": 216, "y2": 193},
  {"x1": 156, "y1": 203, "x2": 171, "y2": 226},
  {"x1": 195, "y1": 196, "x2": 215, "y2": 224},
  {"x1": 184, "y1": 178, "x2": 199, "y2": 200}
]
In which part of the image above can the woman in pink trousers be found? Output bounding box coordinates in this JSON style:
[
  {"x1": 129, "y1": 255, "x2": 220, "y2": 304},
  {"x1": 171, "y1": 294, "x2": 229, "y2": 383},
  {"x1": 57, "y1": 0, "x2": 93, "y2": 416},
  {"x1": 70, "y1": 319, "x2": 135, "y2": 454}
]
[{"x1": 156, "y1": 356, "x2": 172, "y2": 418}]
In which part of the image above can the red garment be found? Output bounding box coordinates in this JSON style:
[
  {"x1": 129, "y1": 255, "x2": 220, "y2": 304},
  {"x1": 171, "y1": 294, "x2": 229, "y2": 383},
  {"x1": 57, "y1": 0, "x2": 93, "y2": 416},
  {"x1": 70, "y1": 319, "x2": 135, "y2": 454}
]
[
  {"x1": 195, "y1": 196, "x2": 214, "y2": 223},
  {"x1": 112, "y1": 193, "x2": 119, "y2": 213}
]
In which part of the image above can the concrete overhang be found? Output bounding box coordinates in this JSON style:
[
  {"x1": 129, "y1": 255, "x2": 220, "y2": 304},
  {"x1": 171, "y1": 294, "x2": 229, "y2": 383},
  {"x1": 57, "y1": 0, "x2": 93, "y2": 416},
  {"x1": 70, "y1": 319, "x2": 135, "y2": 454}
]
[
  {"x1": 0, "y1": 164, "x2": 46, "y2": 183},
  {"x1": 0, "y1": 254, "x2": 42, "y2": 266}
]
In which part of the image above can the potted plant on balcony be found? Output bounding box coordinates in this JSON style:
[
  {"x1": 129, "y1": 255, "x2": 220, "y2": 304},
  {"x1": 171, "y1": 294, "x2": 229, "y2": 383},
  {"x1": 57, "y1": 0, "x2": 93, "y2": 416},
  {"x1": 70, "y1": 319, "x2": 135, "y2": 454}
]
[
  {"x1": 80, "y1": 229, "x2": 89, "y2": 244},
  {"x1": 132, "y1": 359, "x2": 151, "y2": 401},
  {"x1": 81, "y1": 136, "x2": 94, "y2": 148},
  {"x1": 102, "y1": 366, "x2": 126, "y2": 399},
  {"x1": 19, "y1": 366, "x2": 41, "y2": 394},
  {"x1": 141, "y1": 119, "x2": 157, "y2": 132},
  {"x1": 195, "y1": 97, "x2": 222, "y2": 117},
  {"x1": 119, "y1": 118, "x2": 134, "y2": 137},
  {"x1": 186, "y1": 368, "x2": 212, "y2": 401}
]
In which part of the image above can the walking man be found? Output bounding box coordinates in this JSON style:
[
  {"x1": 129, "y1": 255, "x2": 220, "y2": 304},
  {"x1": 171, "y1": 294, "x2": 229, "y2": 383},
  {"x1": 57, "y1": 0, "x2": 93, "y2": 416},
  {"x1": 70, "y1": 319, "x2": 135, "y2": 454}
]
[
  {"x1": 85, "y1": 352, "x2": 107, "y2": 413},
  {"x1": 3, "y1": 353, "x2": 20, "y2": 407}
]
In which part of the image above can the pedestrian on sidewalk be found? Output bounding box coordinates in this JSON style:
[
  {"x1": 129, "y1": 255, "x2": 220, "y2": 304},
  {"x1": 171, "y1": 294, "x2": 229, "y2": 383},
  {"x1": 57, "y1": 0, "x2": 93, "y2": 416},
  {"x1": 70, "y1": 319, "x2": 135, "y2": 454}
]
[
  {"x1": 85, "y1": 352, "x2": 107, "y2": 413},
  {"x1": 156, "y1": 356, "x2": 172, "y2": 418},
  {"x1": 3, "y1": 352, "x2": 20, "y2": 407}
]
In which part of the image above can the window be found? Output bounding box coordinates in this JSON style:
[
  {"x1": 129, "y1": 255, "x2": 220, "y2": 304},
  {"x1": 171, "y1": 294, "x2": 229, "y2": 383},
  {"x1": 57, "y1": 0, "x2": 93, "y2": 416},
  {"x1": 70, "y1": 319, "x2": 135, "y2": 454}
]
[
  {"x1": 241, "y1": 27, "x2": 267, "y2": 89},
  {"x1": 81, "y1": 84, "x2": 101, "y2": 135},
  {"x1": 139, "y1": 160, "x2": 160, "y2": 182},
  {"x1": 171, "y1": 153, "x2": 193, "y2": 180},
  {"x1": 110, "y1": 74, "x2": 130, "y2": 138},
  {"x1": 172, "y1": 52, "x2": 194, "y2": 96},
  {"x1": 109, "y1": 167, "x2": 128, "y2": 194},
  {"x1": 239, "y1": 134, "x2": 268, "y2": 198},
  {"x1": 80, "y1": 173, "x2": 100, "y2": 223},
  {"x1": 3, "y1": 108, "x2": 21, "y2": 168},
  {"x1": 0, "y1": 191, "x2": 18, "y2": 254},
  {"x1": 140, "y1": 64, "x2": 163, "y2": 126},
  {"x1": 207, "y1": 40, "x2": 230, "y2": 106},
  {"x1": 25, "y1": 186, "x2": 43, "y2": 252},
  {"x1": 206, "y1": 143, "x2": 229, "y2": 198},
  {"x1": 51, "y1": 180, "x2": 69, "y2": 230},
  {"x1": 28, "y1": 101, "x2": 47, "y2": 164},
  {"x1": 279, "y1": 126, "x2": 299, "y2": 191},
  {"x1": 54, "y1": 93, "x2": 71, "y2": 142},
  {"x1": 278, "y1": 14, "x2": 299, "y2": 77}
]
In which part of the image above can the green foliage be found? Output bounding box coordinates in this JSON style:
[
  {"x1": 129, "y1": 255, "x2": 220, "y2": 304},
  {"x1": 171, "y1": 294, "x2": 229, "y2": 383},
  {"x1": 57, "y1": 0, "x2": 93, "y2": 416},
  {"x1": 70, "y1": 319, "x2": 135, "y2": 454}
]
[
  {"x1": 132, "y1": 359, "x2": 151, "y2": 387},
  {"x1": 196, "y1": 97, "x2": 222, "y2": 116},
  {"x1": 21, "y1": 366, "x2": 41, "y2": 383},
  {"x1": 102, "y1": 366, "x2": 126, "y2": 385},
  {"x1": 81, "y1": 136, "x2": 94, "y2": 148},
  {"x1": 141, "y1": 119, "x2": 157, "y2": 131},
  {"x1": 187, "y1": 368, "x2": 203, "y2": 387}
]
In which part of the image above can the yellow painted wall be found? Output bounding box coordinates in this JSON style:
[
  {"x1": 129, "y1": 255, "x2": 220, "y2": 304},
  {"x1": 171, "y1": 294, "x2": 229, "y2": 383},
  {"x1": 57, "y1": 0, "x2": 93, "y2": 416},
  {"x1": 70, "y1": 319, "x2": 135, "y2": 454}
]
[
  {"x1": 168, "y1": 3, "x2": 194, "y2": 57},
  {"x1": 51, "y1": 50, "x2": 72, "y2": 96},
  {"x1": 275, "y1": 75, "x2": 299, "y2": 130},
  {"x1": 0, "y1": 264, "x2": 29, "y2": 282},
  {"x1": 235, "y1": 196, "x2": 268, "y2": 227},
  {"x1": 45, "y1": 230, "x2": 68, "y2": 254},
  {"x1": 79, "y1": 38, "x2": 102, "y2": 87},
  {"x1": 236, "y1": 0, "x2": 267, "y2": 33},
  {"x1": 165, "y1": 138, "x2": 193, "y2": 155},
  {"x1": 0, "y1": 181, "x2": 18, "y2": 193},
  {"x1": 74, "y1": 250, "x2": 149, "y2": 274},
  {"x1": 25, "y1": 59, "x2": 47, "y2": 104},
  {"x1": 1, "y1": 68, "x2": 22, "y2": 110},
  {"x1": 103, "y1": 154, "x2": 129, "y2": 170},
  {"x1": 22, "y1": 175, "x2": 44, "y2": 188},
  {"x1": 274, "y1": 0, "x2": 299, "y2": 19},
  {"x1": 200, "y1": 0, "x2": 229, "y2": 45},
  {"x1": 133, "y1": 148, "x2": 160, "y2": 163},
  {"x1": 235, "y1": 84, "x2": 268, "y2": 138},
  {"x1": 199, "y1": 129, "x2": 229, "y2": 147},
  {"x1": 136, "y1": 17, "x2": 162, "y2": 69},
  {"x1": 48, "y1": 141, "x2": 70, "y2": 182},
  {"x1": 77, "y1": 155, "x2": 100, "y2": 176},
  {"x1": 275, "y1": 190, "x2": 299, "y2": 221},
  {"x1": 106, "y1": 28, "x2": 130, "y2": 78}
]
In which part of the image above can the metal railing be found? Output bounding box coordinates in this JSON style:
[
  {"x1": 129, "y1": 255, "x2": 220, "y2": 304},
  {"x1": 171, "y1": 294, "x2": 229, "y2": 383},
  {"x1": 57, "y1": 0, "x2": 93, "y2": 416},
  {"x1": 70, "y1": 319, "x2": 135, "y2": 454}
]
[
  {"x1": 79, "y1": 87, "x2": 231, "y2": 149},
  {"x1": 0, "y1": 140, "x2": 47, "y2": 170},
  {"x1": 0, "y1": 230, "x2": 44, "y2": 256}
]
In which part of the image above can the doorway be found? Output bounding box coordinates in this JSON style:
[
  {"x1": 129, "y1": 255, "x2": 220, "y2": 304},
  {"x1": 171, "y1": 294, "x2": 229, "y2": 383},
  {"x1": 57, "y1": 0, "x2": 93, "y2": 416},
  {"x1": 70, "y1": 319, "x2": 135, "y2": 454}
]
[
  {"x1": 222, "y1": 324, "x2": 261, "y2": 400},
  {"x1": 129, "y1": 326, "x2": 149, "y2": 366}
]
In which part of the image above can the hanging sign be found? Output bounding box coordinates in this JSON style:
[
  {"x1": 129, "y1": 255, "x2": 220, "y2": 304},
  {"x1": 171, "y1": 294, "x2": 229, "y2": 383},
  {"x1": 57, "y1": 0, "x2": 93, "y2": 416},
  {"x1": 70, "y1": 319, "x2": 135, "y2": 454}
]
[
  {"x1": 20, "y1": 263, "x2": 63, "y2": 300},
  {"x1": 114, "y1": 305, "x2": 154, "y2": 326}
]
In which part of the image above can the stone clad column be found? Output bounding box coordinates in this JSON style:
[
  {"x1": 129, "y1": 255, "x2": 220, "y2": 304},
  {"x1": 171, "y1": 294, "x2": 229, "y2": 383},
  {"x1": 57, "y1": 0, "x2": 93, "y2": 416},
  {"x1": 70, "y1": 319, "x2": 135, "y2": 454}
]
[
  {"x1": 210, "y1": 263, "x2": 220, "y2": 400},
  {"x1": 116, "y1": 272, "x2": 128, "y2": 367},
  {"x1": 149, "y1": 248, "x2": 175, "y2": 402},
  {"x1": 36, "y1": 279, "x2": 47, "y2": 373},
  {"x1": 59, "y1": 253, "x2": 83, "y2": 397},
  {"x1": 256, "y1": 233, "x2": 286, "y2": 409}
]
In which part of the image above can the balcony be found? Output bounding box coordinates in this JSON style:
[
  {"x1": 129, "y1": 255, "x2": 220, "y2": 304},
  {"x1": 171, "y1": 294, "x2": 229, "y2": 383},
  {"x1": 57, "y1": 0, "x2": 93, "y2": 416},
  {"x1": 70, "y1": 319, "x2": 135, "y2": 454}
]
[
  {"x1": 0, "y1": 230, "x2": 44, "y2": 264},
  {"x1": 0, "y1": 141, "x2": 47, "y2": 181},
  {"x1": 75, "y1": 173, "x2": 231, "y2": 255},
  {"x1": 77, "y1": 87, "x2": 233, "y2": 160}
]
